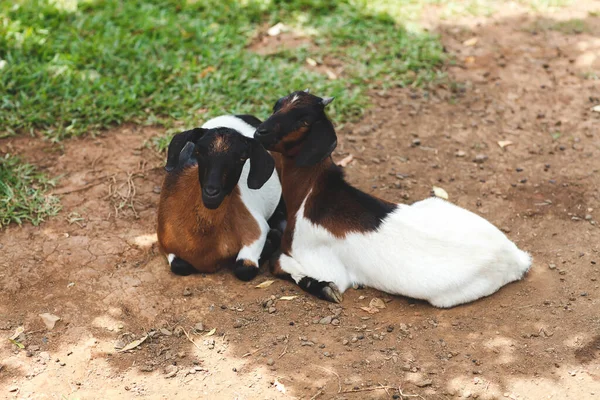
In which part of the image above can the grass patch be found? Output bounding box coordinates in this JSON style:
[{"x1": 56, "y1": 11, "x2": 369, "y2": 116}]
[
  {"x1": 0, "y1": 154, "x2": 60, "y2": 227},
  {"x1": 528, "y1": 18, "x2": 588, "y2": 34},
  {"x1": 1, "y1": 0, "x2": 445, "y2": 145}
]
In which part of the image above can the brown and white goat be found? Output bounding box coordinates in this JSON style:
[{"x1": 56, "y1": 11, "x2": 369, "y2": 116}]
[
  {"x1": 157, "y1": 115, "x2": 285, "y2": 281},
  {"x1": 254, "y1": 91, "x2": 531, "y2": 307}
]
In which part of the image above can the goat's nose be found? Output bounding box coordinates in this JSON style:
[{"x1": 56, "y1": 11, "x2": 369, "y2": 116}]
[
  {"x1": 255, "y1": 127, "x2": 268, "y2": 136},
  {"x1": 204, "y1": 186, "x2": 220, "y2": 196}
]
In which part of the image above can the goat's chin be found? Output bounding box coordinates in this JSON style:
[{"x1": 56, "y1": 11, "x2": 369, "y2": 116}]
[{"x1": 202, "y1": 196, "x2": 225, "y2": 210}]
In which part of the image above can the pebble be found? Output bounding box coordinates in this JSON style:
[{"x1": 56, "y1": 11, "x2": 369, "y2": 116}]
[
  {"x1": 331, "y1": 318, "x2": 340, "y2": 326},
  {"x1": 8, "y1": 386, "x2": 18, "y2": 392},
  {"x1": 351, "y1": 337, "x2": 358, "y2": 343},
  {"x1": 411, "y1": 138, "x2": 421, "y2": 147},
  {"x1": 585, "y1": 214, "x2": 593, "y2": 221},
  {"x1": 415, "y1": 379, "x2": 433, "y2": 387},
  {"x1": 153, "y1": 186, "x2": 161, "y2": 194},
  {"x1": 342, "y1": 339, "x2": 349, "y2": 345},
  {"x1": 182, "y1": 287, "x2": 192, "y2": 297},
  {"x1": 387, "y1": 325, "x2": 394, "y2": 332},
  {"x1": 194, "y1": 322, "x2": 204, "y2": 332},
  {"x1": 548, "y1": 264, "x2": 556, "y2": 270},
  {"x1": 164, "y1": 365, "x2": 178, "y2": 378},
  {"x1": 266, "y1": 358, "x2": 274, "y2": 366},
  {"x1": 323, "y1": 351, "x2": 331, "y2": 357},
  {"x1": 173, "y1": 326, "x2": 184, "y2": 337},
  {"x1": 268, "y1": 307, "x2": 277, "y2": 314},
  {"x1": 233, "y1": 320, "x2": 243, "y2": 328},
  {"x1": 455, "y1": 150, "x2": 466, "y2": 157},
  {"x1": 160, "y1": 328, "x2": 172, "y2": 336},
  {"x1": 473, "y1": 154, "x2": 488, "y2": 163},
  {"x1": 319, "y1": 316, "x2": 333, "y2": 325}
]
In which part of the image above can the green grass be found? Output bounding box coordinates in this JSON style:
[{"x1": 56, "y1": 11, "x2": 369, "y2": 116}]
[
  {"x1": 1, "y1": 0, "x2": 445, "y2": 145},
  {"x1": 0, "y1": 154, "x2": 61, "y2": 227}
]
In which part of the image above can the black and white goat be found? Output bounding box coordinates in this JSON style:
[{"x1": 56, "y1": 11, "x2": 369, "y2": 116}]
[
  {"x1": 254, "y1": 91, "x2": 532, "y2": 307},
  {"x1": 157, "y1": 115, "x2": 285, "y2": 281}
]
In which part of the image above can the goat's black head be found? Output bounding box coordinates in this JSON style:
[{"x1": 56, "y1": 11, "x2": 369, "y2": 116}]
[
  {"x1": 165, "y1": 127, "x2": 274, "y2": 209},
  {"x1": 254, "y1": 90, "x2": 336, "y2": 167}
]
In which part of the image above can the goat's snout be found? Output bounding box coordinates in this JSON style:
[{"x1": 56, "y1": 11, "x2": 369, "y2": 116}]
[
  {"x1": 255, "y1": 127, "x2": 269, "y2": 136},
  {"x1": 203, "y1": 186, "x2": 220, "y2": 197}
]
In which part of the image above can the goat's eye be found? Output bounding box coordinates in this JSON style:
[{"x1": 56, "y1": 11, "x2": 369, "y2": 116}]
[{"x1": 302, "y1": 120, "x2": 310, "y2": 126}]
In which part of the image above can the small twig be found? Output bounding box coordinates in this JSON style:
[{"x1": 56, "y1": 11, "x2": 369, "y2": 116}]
[
  {"x1": 316, "y1": 366, "x2": 342, "y2": 393},
  {"x1": 340, "y1": 386, "x2": 397, "y2": 394},
  {"x1": 242, "y1": 347, "x2": 265, "y2": 357},
  {"x1": 182, "y1": 328, "x2": 203, "y2": 352},
  {"x1": 380, "y1": 383, "x2": 391, "y2": 396},
  {"x1": 278, "y1": 344, "x2": 288, "y2": 359},
  {"x1": 309, "y1": 390, "x2": 323, "y2": 400},
  {"x1": 398, "y1": 387, "x2": 425, "y2": 399}
]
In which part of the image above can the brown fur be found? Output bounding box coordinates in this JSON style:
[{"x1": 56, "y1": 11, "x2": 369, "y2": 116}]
[
  {"x1": 279, "y1": 156, "x2": 396, "y2": 245},
  {"x1": 211, "y1": 135, "x2": 230, "y2": 153},
  {"x1": 157, "y1": 166, "x2": 261, "y2": 272}
]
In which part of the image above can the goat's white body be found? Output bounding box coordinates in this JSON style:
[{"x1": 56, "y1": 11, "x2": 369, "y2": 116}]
[
  {"x1": 167, "y1": 115, "x2": 282, "y2": 268},
  {"x1": 280, "y1": 196, "x2": 531, "y2": 308}
]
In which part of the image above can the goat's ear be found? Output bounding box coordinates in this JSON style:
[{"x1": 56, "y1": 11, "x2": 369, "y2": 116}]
[
  {"x1": 295, "y1": 119, "x2": 338, "y2": 167},
  {"x1": 165, "y1": 128, "x2": 205, "y2": 172},
  {"x1": 247, "y1": 139, "x2": 275, "y2": 190}
]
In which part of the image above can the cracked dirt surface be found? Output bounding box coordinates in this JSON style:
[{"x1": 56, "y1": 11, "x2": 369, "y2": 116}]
[{"x1": 1, "y1": 3, "x2": 600, "y2": 400}]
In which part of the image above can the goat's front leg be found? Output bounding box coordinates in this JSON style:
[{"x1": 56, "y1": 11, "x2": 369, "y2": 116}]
[
  {"x1": 234, "y1": 218, "x2": 271, "y2": 281},
  {"x1": 276, "y1": 253, "x2": 343, "y2": 303}
]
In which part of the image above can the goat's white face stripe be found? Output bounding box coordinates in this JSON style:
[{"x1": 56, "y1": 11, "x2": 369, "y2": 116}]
[{"x1": 290, "y1": 94, "x2": 299, "y2": 104}]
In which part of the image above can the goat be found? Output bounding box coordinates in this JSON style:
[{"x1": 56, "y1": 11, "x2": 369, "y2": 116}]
[
  {"x1": 157, "y1": 115, "x2": 285, "y2": 281},
  {"x1": 254, "y1": 90, "x2": 532, "y2": 307}
]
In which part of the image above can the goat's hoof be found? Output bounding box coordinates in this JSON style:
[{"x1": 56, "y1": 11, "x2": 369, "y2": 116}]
[
  {"x1": 234, "y1": 259, "x2": 259, "y2": 281},
  {"x1": 171, "y1": 258, "x2": 197, "y2": 276},
  {"x1": 352, "y1": 282, "x2": 365, "y2": 290},
  {"x1": 322, "y1": 283, "x2": 343, "y2": 303},
  {"x1": 298, "y1": 277, "x2": 343, "y2": 303}
]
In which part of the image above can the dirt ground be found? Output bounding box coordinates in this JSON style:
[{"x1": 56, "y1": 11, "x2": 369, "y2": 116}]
[{"x1": 2, "y1": 3, "x2": 600, "y2": 400}]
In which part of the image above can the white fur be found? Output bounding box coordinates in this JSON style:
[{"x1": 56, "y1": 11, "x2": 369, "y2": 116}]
[
  {"x1": 201, "y1": 115, "x2": 282, "y2": 267},
  {"x1": 280, "y1": 196, "x2": 531, "y2": 308},
  {"x1": 167, "y1": 253, "x2": 175, "y2": 265}
]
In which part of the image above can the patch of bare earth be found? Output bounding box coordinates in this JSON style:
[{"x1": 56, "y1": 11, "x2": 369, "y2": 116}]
[{"x1": 2, "y1": 6, "x2": 600, "y2": 400}]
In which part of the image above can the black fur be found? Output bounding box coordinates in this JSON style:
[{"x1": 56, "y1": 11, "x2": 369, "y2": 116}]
[
  {"x1": 306, "y1": 163, "x2": 395, "y2": 231},
  {"x1": 235, "y1": 114, "x2": 262, "y2": 128},
  {"x1": 233, "y1": 260, "x2": 259, "y2": 281},
  {"x1": 171, "y1": 257, "x2": 197, "y2": 276},
  {"x1": 298, "y1": 277, "x2": 339, "y2": 302}
]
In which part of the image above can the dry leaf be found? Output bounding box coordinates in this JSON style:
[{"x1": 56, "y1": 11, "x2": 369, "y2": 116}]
[
  {"x1": 306, "y1": 57, "x2": 317, "y2": 67},
  {"x1": 337, "y1": 154, "x2": 354, "y2": 167},
  {"x1": 432, "y1": 186, "x2": 449, "y2": 200},
  {"x1": 325, "y1": 68, "x2": 337, "y2": 80},
  {"x1": 369, "y1": 297, "x2": 386, "y2": 309},
  {"x1": 360, "y1": 306, "x2": 380, "y2": 314},
  {"x1": 591, "y1": 105, "x2": 600, "y2": 113},
  {"x1": 463, "y1": 37, "x2": 478, "y2": 46},
  {"x1": 39, "y1": 313, "x2": 61, "y2": 330},
  {"x1": 280, "y1": 295, "x2": 298, "y2": 301},
  {"x1": 117, "y1": 335, "x2": 148, "y2": 352},
  {"x1": 274, "y1": 378, "x2": 287, "y2": 394},
  {"x1": 8, "y1": 339, "x2": 24, "y2": 349},
  {"x1": 199, "y1": 66, "x2": 216, "y2": 78},
  {"x1": 497, "y1": 140, "x2": 514, "y2": 148},
  {"x1": 205, "y1": 328, "x2": 216, "y2": 336},
  {"x1": 9, "y1": 326, "x2": 24, "y2": 340},
  {"x1": 255, "y1": 280, "x2": 275, "y2": 289},
  {"x1": 267, "y1": 22, "x2": 287, "y2": 36}
]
